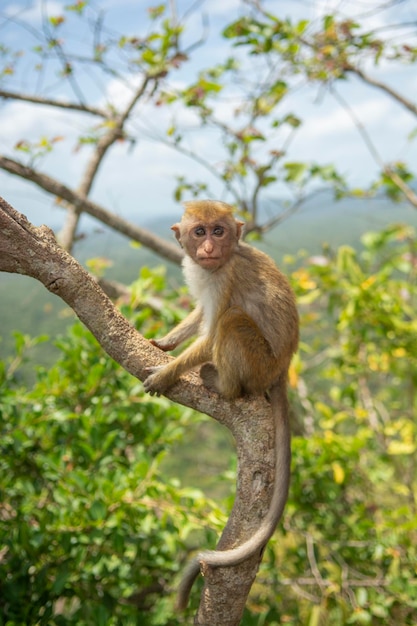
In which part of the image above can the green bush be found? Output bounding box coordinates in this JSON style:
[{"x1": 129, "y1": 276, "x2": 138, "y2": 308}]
[{"x1": 0, "y1": 295, "x2": 219, "y2": 625}]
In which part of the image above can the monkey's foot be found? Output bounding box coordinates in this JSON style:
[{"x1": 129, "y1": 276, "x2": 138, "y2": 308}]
[
  {"x1": 143, "y1": 366, "x2": 169, "y2": 396},
  {"x1": 200, "y1": 363, "x2": 219, "y2": 392}
]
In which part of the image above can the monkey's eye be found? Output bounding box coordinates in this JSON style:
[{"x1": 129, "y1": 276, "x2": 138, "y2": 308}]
[
  {"x1": 212, "y1": 225, "x2": 225, "y2": 237},
  {"x1": 194, "y1": 226, "x2": 206, "y2": 237}
]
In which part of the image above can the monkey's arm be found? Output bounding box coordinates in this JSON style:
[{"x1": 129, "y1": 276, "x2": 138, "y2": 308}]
[
  {"x1": 150, "y1": 306, "x2": 203, "y2": 351},
  {"x1": 144, "y1": 335, "x2": 212, "y2": 395}
]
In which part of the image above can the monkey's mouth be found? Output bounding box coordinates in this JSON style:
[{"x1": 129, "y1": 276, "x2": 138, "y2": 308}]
[{"x1": 197, "y1": 256, "x2": 220, "y2": 265}]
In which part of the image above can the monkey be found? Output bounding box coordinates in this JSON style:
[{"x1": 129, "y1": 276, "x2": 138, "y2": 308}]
[{"x1": 143, "y1": 199, "x2": 299, "y2": 610}]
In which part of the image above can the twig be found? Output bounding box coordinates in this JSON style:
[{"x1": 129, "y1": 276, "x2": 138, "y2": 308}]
[
  {"x1": 348, "y1": 65, "x2": 417, "y2": 117},
  {"x1": 306, "y1": 534, "x2": 326, "y2": 592},
  {"x1": 330, "y1": 85, "x2": 417, "y2": 209},
  {"x1": 0, "y1": 89, "x2": 108, "y2": 117}
]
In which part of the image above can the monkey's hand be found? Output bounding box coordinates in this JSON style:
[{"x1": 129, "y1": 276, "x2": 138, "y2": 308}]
[
  {"x1": 149, "y1": 338, "x2": 177, "y2": 352},
  {"x1": 143, "y1": 365, "x2": 172, "y2": 396}
]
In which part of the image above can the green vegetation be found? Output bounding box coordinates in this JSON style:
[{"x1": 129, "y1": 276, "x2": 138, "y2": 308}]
[
  {"x1": 1, "y1": 224, "x2": 416, "y2": 625},
  {"x1": 0, "y1": 305, "x2": 224, "y2": 625}
]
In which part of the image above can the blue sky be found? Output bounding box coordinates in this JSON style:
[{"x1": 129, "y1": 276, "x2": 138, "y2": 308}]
[{"x1": 0, "y1": 0, "x2": 416, "y2": 231}]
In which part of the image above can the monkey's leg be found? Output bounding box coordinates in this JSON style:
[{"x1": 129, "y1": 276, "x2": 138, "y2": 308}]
[
  {"x1": 211, "y1": 306, "x2": 280, "y2": 399},
  {"x1": 144, "y1": 336, "x2": 212, "y2": 395}
]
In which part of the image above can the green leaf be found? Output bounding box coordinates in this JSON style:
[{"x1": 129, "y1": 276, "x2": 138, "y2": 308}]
[
  {"x1": 284, "y1": 161, "x2": 307, "y2": 182},
  {"x1": 323, "y1": 15, "x2": 334, "y2": 31},
  {"x1": 148, "y1": 4, "x2": 165, "y2": 20},
  {"x1": 295, "y1": 19, "x2": 310, "y2": 35},
  {"x1": 49, "y1": 15, "x2": 65, "y2": 27},
  {"x1": 65, "y1": 1, "x2": 87, "y2": 14},
  {"x1": 89, "y1": 499, "x2": 107, "y2": 521}
]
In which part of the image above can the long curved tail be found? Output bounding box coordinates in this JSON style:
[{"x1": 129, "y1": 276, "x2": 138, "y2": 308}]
[{"x1": 176, "y1": 381, "x2": 291, "y2": 610}]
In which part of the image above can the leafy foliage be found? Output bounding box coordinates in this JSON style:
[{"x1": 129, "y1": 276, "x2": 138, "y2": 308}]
[{"x1": 0, "y1": 281, "x2": 222, "y2": 625}]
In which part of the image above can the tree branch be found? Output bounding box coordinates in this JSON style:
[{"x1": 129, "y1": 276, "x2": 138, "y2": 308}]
[
  {"x1": 0, "y1": 155, "x2": 183, "y2": 264},
  {"x1": 0, "y1": 195, "x2": 280, "y2": 626},
  {"x1": 0, "y1": 88, "x2": 108, "y2": 117},
  {"x1": 330, "y1": 86, "x2": 417, "y2": 209},
  {"x1": 348, "y1": 66, "x2": 417, "y2": 117},
  {"x1": 383, "y1": 164, "x2": 417, "y2": 208},
  {"x1": 78, "y1": 75, "x2": 152, "y2": 197},
  {"x1": 58, "y1": 75, "x2": 153, "y2": 251}
]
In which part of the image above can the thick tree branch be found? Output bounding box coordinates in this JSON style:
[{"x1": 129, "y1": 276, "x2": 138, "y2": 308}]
[
  {"x1": 0, "y1": 155, "x2": 183, "y2": 264},
  {"x1": 0, "y1": 195, "x2": 280, "y2": 626}
]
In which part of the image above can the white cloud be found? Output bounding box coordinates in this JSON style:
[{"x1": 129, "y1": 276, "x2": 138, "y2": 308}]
[
  {"x1": 0, "y1": 98, "x2": 92, "y2": 193},
  {"x1": 302, "y1": 96, "x2": 391, "y2": 140},
  {"x1": 0, "y1": 100, "x2": 68, "y2": 142},
  {"x1": 200, "y1": 0, "x2": 241, "y2": 17}
]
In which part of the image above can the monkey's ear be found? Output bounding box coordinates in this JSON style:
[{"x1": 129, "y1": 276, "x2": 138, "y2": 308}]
[
  {"x1": 235, "y1": 220, "x2": 245, "y2": 240},
  {"x1": 171, "y1": 223, "x2": 182, "y2": 245}
]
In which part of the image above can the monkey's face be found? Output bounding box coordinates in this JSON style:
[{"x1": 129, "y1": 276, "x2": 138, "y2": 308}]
[{"x1": 181, "y1": 220, "x2": 238, "y2": 270}]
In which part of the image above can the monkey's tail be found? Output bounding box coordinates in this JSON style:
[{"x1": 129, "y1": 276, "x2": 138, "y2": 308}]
[{"x1": 175, "y1": 381, "x2": 291, "y2": 611}]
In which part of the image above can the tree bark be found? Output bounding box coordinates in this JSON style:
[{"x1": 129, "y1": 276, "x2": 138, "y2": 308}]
[{"x1": 0, "y1": 195, "x2": 281, "y2": 626}]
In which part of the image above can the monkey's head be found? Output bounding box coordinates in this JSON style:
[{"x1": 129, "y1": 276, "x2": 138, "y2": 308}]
[{"x1": 171, "y1": 200, "x2": 244, "y2": 271}]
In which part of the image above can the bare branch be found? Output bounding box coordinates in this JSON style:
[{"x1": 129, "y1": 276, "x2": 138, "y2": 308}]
[
  {"x1": 383, "y1": 164, "x2": 417, "y2": 208},
  {"x1": 79, "y1": 76, "x2": 152, "y2": 197},
  {"x1": 331, "y1": 86, "x2": 417, "y2": 209},
  {"x1": 306, "y1": 534, "x2": 326, "y2": 592},
  {"x1": 0, "y1": 155, "x2": 183, "y2": 264},
  {"x1": 0, "y1": 89, "x2": 108, "y2": 117},
  {"x1": 279, "y1": 575, "x2": 387, "y2": 588},
  {"x1": 40, "y1": 2, "x2": 86, "y2": 106},
  {"x1": 0, "y1": 195, "x2": 185, "y2": 398},
  {"x1": 58, "y1": 74, "x2": 153, "y2": 250},
  {"x1": 257, "y1": 192, "x2": 309, "y2": 234},
  {"x1": 58, "y1": 208, "x2": 82, "y2": 251},
  {"x1": 348, "y1": 66, "x2": 417, "y2": 117},
  {"x1": 98, "y1": 277, "x2": 131, "y2": 300}
]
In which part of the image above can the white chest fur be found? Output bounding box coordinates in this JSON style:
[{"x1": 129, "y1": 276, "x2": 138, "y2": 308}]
[{"x1": 182, "y1": 256, "x2": 226, "y2": 332}]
